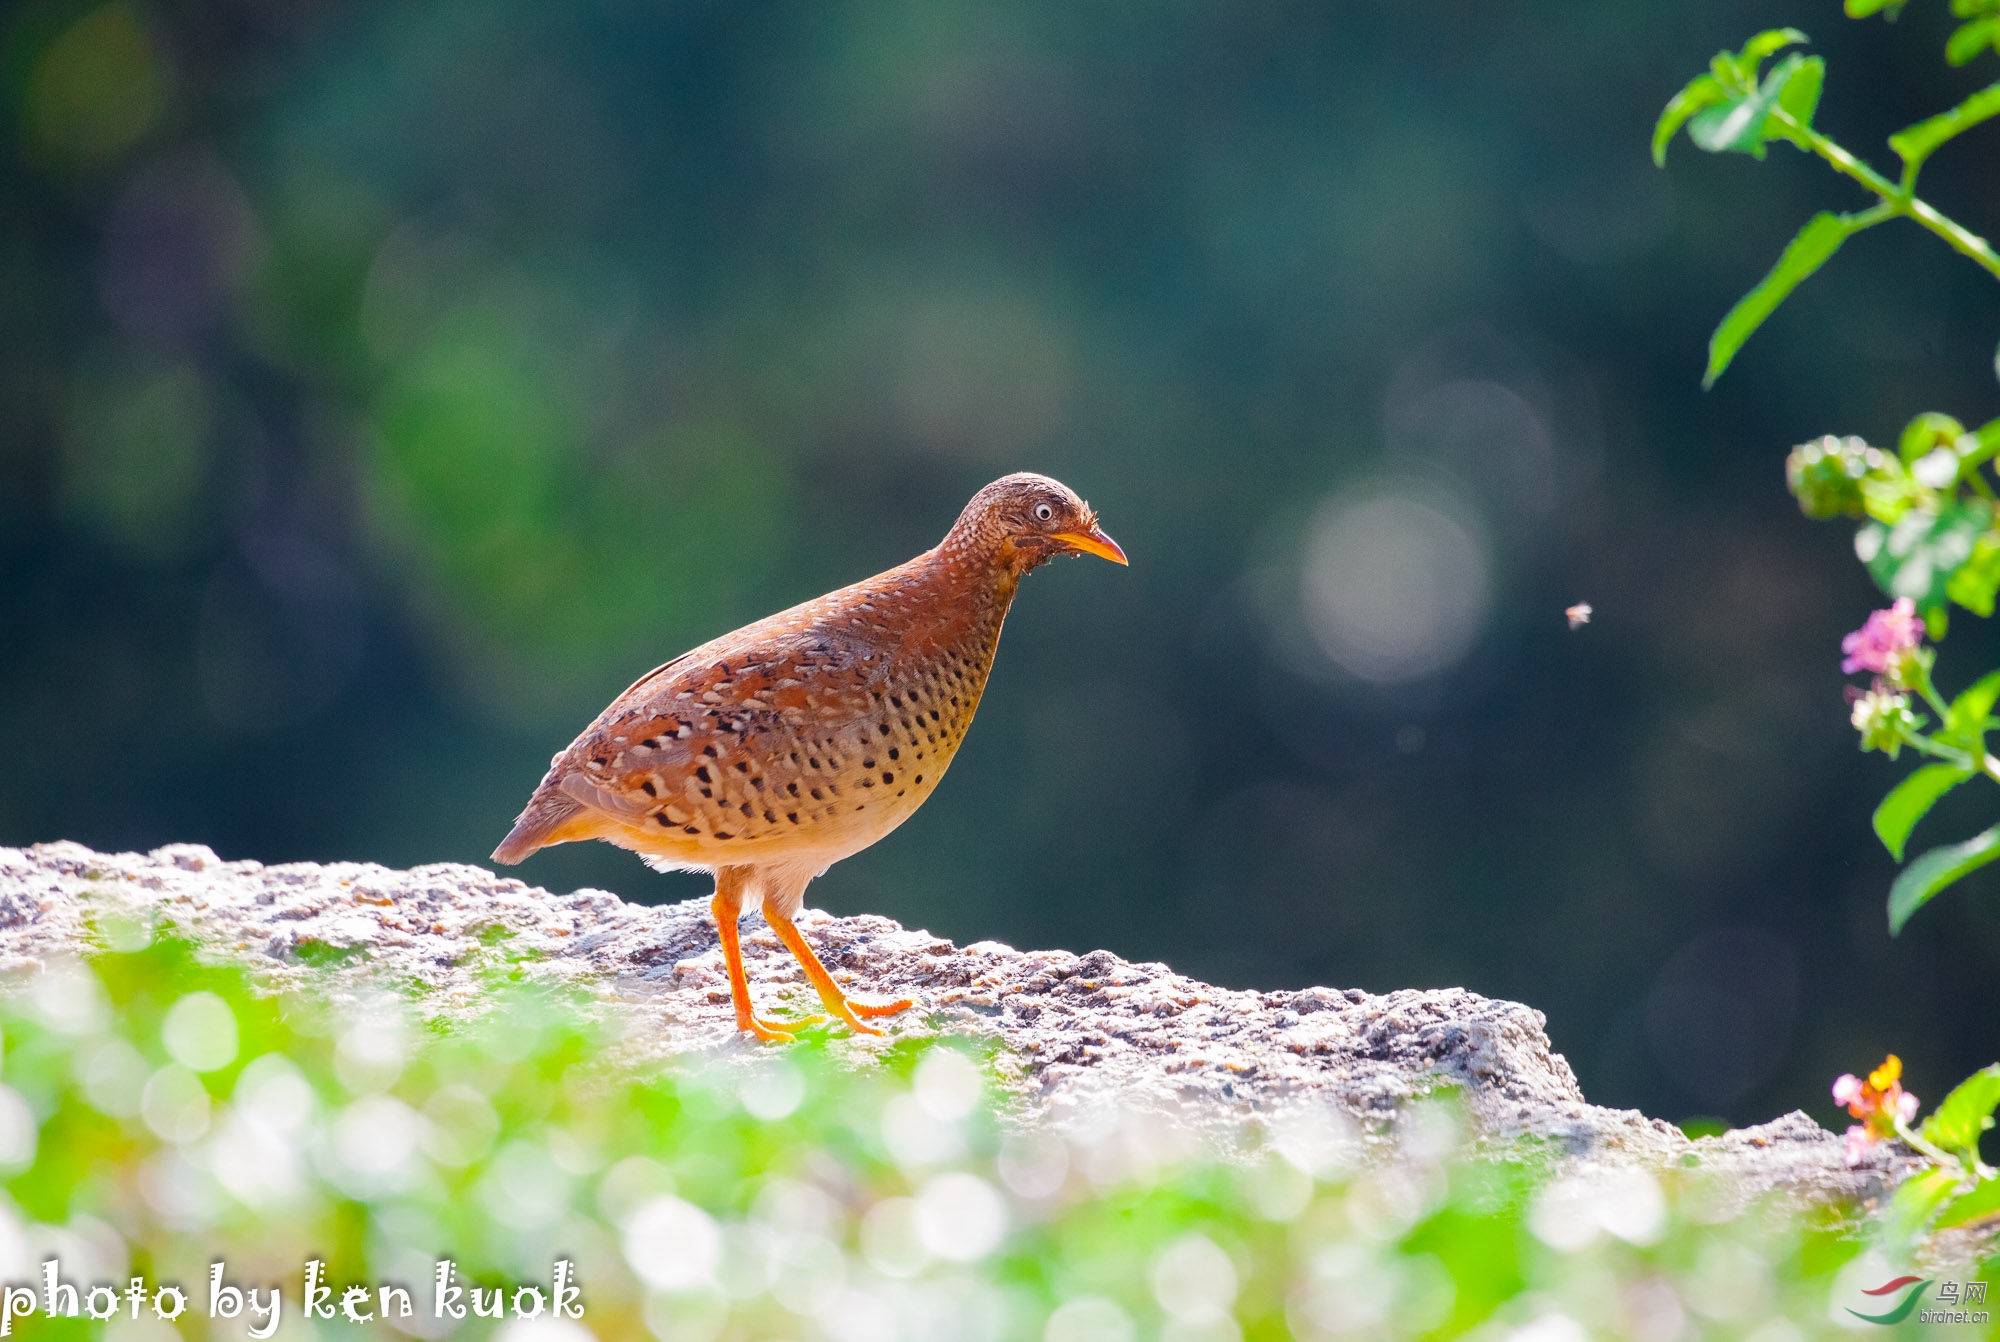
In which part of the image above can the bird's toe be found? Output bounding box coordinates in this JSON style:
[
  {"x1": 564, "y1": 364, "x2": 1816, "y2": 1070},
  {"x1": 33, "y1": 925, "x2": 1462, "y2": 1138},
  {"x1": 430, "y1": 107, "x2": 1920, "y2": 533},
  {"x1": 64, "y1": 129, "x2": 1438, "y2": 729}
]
[
  {"x1": 740, "y1": 1013, "x2": 822, "y2": 1043},
  {"x1": 847, "y1": 996, "x2": 916, "y2": 1019}
]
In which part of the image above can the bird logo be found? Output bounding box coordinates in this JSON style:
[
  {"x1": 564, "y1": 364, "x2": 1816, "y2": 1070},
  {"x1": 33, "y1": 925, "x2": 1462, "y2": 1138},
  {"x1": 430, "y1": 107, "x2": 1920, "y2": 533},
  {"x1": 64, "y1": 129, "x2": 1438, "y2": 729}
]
[{"x1": 1845, "y1": 1276, "x2": 1930, "y2": 1325}]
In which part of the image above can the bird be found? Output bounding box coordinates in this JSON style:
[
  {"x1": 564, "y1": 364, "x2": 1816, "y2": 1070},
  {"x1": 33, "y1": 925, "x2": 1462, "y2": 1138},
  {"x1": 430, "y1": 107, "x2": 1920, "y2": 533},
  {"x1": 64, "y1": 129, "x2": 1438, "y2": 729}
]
[{"x1": 492, "y1": 472, "x2": 1128, "y2": 1041}]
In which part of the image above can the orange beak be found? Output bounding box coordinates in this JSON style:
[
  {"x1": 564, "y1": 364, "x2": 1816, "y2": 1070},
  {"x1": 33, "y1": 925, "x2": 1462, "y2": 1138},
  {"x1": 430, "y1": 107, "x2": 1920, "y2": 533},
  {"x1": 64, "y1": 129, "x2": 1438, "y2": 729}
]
[{"x1": 1052, "y1": 526, "x2": 1129, "y2": 566}]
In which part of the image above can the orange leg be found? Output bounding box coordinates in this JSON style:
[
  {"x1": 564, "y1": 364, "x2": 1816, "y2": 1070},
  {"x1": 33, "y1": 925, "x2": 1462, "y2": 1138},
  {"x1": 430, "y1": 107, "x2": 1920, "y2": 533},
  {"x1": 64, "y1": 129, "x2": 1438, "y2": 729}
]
[
  {"x1": 763, "y1": 907, "x2": 915, "y2": 1037},
  {"x1": 712, "y1": 876, "x2": 822, "y2": 1043}
]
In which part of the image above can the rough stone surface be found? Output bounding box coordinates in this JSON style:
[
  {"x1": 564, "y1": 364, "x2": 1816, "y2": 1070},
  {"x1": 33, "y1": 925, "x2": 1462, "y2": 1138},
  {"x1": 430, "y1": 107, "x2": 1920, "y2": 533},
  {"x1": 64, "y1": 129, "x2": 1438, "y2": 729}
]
[{"x1": 0, "y1": 842, "x2": 1909, "y2": 1213}]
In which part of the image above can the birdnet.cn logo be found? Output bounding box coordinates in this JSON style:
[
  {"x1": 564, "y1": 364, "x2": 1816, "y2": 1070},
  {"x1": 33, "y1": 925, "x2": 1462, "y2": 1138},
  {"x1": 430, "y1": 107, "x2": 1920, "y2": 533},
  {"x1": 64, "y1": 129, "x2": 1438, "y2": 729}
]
[{"x1": 1846, "y1": 1276, "x2": 1988, "y2": 1326}]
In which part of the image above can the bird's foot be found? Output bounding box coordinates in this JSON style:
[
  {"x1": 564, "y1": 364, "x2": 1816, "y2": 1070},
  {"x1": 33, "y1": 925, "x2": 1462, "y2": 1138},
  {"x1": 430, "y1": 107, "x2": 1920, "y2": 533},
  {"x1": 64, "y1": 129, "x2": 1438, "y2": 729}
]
[
  {"x1": 817, "y1": 993, "x2": 915, "y2": 1035},
  {"x1": 847, "y1": 995, "x2": 916, "y2": 1020},
  {"x1": 737, "y1": 1012, "x2": 825, "y2": 1043}
]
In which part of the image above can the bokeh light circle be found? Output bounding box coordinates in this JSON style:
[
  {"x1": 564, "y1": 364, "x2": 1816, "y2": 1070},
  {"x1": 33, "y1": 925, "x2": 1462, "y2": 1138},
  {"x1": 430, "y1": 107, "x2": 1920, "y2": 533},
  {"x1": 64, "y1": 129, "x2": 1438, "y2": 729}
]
[{"x1": 1300, "y1": 489, "x2": 1491, "y2": 683}]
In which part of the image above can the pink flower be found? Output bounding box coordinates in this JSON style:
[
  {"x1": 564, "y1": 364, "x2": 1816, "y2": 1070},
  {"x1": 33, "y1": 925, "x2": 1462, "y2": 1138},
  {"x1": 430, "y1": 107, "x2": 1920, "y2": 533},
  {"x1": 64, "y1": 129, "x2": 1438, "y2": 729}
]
[
  {"x1": 1834, "y1": 1055, "x2": 1920, "y2": 1165},
  {"x1": 1841, "y1": 598, "x2": 1925, "y2": 676}
]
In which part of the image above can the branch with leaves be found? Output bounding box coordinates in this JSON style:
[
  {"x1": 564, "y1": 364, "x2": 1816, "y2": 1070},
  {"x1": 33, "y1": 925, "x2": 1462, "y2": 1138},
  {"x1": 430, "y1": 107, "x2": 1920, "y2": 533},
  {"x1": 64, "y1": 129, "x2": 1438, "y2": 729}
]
[
  {"x1": 1658, "y1": 7, "x2": 2000, "y2": 1248},
  {"x1": 1659, "y1": 8, "x2": 2000, "y2": 932},
  {"x1": 1654, "y1": 26, "x2": 2000, "y2": 386}
]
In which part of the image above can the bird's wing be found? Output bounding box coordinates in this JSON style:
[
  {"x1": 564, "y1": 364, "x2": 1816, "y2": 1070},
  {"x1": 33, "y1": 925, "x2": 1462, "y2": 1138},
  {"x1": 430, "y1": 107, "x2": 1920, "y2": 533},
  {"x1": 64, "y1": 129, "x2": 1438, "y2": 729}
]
[
  {"x1": 504, "y1": 553, "x2": 940, "y2": 854},
  {"x1": 546, "y1": 623, "x2": 879, "y2": 824}
]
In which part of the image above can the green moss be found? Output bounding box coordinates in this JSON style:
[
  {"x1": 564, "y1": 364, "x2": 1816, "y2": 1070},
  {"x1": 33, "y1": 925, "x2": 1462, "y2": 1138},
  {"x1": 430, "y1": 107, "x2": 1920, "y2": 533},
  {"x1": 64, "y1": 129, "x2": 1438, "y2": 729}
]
[
  {"x1": 472, "y1": 921, "x2": 516, "y2": 946},
  {"x1": 289, "y1": 937, "x2": 372, "y2": 968}
]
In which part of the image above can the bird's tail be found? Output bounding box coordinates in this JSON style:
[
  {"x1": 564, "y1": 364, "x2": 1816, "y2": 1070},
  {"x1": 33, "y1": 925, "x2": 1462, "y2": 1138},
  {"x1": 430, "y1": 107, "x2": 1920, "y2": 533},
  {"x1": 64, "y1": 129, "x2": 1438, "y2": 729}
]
[{"x1": 491, "y1": 793, "x2": 586, "y2": 865}]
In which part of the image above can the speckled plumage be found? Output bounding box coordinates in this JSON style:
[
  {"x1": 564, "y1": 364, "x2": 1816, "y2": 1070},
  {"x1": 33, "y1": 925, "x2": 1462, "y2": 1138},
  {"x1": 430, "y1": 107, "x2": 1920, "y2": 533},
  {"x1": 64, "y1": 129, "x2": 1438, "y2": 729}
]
[{"x1": 493, "y1": 472, "x2": 1126, "y2": 1039}]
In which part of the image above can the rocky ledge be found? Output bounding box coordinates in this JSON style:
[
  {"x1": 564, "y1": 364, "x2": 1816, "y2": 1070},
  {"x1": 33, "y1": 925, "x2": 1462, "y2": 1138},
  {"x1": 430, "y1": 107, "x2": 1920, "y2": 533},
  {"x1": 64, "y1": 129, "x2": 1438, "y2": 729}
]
[{"x1": 0, "y1": 842, "x2": 1903, "y2": 1213}]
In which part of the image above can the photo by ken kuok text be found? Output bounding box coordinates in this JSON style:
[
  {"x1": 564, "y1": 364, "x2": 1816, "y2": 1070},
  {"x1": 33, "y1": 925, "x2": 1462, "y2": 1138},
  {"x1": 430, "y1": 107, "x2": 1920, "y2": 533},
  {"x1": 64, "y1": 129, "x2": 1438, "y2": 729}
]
[{"x1": 0, "y1": 1258, "x2": 583, "y2": 1335}]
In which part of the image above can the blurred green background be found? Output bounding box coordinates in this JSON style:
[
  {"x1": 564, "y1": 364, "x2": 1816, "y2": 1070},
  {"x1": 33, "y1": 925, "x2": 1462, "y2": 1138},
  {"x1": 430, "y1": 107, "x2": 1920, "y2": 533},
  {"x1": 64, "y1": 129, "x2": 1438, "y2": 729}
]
[{"x1": 3, "y1": 0, "x2": 1998, "y2": 1133}]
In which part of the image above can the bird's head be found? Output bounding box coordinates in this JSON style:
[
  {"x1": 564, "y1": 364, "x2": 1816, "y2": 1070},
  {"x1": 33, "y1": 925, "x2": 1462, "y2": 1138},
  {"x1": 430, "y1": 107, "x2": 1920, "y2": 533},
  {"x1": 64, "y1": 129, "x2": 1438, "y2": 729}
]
[{"x1": 946, "y1": 472, "x2": 1129, "y2": 574}]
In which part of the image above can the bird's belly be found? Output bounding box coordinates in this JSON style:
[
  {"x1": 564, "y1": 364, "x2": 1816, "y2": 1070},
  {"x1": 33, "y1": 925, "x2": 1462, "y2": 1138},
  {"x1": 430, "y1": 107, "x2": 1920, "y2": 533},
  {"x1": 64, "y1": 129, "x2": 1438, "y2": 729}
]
[{"x1": 612, "y1": 732, "x2": 965, "y2": 869}]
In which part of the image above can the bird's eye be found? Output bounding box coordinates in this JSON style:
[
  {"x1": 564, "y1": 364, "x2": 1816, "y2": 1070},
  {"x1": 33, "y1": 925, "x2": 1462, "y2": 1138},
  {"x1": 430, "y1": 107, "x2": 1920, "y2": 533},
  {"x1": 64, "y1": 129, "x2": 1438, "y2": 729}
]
[{"x1": 1033, "y1": 502, "x2": 1055, "y2": 522}]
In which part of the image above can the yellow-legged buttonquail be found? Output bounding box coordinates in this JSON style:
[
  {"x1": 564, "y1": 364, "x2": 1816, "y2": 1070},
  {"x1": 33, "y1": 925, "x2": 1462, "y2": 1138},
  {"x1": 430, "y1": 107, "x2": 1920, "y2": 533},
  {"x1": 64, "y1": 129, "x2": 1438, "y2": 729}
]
[{"x1": 493, "y1": 473, "x2": 1128, "y2": 1041}]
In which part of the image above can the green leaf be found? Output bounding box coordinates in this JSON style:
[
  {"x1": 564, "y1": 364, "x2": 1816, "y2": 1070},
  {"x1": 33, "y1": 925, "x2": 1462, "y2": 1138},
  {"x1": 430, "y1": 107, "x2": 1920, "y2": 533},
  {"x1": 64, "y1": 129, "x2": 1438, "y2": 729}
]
[
  {"x1": 1774, "y1": 55, "x2": 1825, "y2": 134},
  {"x1": 1685, "y1": 50, "x2": 1814, "y2": 159},
  {"x1": 1687, "y1": 57, "x2": 1806, "y2": 158},
  {"x1": 1935, "y1": 1171, "x2": 2000, "y2": 1230},
  {"x1": 1653, "y1": 75, "x2": 1727, "y2": 165},
  {"x1": 1741, "y1": 27, "x2": 1810, "y2": 61},
  {"x1": 1945, "y1": 668, "x2": 2000, "y2": 741},
  {"x1": 1947, "y1": 17, "x2": 1997, "y2": 66},
  {"x1": 1856, "y1": 499, "x2": 1991, "y2": 610},
  {"x1": 1845, "y1": 0, "x2": 1907, "y2": 16},
  {"x1": 1963, "y1": 415, "x2": 2000, "y2": 471},
  {"x1": 1889, "y1": 823, "x2": 2000, "y2": 933},
  {"x1": 1687, "y1": 97, "x2": 1770, "y2": 156},
  {"x1": 1704, "y1": 212, "x2": 1848, "y2": 386},
  {"x1": 1890, "y1": 81, "x2": 2000, "y2": 166},
  {"x1": 1947, "y1": 533, "x2": 2000, "y2": 615},
  {"x1": 1920, "y1": 1063, "x2": 2000, "y2": 1156},
  {"x1": 1874, "y1": 764, "x2": 1974, "y2": 861},
  {"x1": 1899, "y1": 411, "x2": 1967, "y2": 463},
  {"x1": 1858, "y1": 470, "x2": 1922, "y2": 526},
  {"x1": 1887, "y1": 1167, "x2": 1961, "y2": 1242}
]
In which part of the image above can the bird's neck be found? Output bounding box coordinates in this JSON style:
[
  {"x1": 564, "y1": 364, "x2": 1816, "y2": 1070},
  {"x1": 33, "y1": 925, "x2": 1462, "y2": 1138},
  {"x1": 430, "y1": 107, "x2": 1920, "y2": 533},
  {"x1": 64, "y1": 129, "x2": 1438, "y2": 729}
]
[
  {"x1": 930, "y1": 532, "x2": 1026, "y2": 607},
  {"x1": 907, "y1": 535, "x2": 1022, "y2": 671},
  {"x1": 935, "y1": 510, "x2": 1053, "y2": 582}
]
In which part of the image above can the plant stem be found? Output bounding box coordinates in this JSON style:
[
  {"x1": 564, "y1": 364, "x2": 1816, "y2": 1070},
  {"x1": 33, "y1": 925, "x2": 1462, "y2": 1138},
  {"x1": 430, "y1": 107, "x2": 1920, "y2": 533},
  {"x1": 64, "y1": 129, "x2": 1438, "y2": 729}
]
[
  {"x1": 1901, "y1": 734, "x2": 1974, "y2": 768},
  {"x1": 1910, "y1": 663, "x2": 1953, "y2": 724},
  {"x1": 1893, "y1": 1116, "x2": 1957, "y2": 1167},
  {"x1": 1772, "y1": 112, "x2": 1901, "y2": 196},
  {"x1": 1894, "y1": 729, "x2": 2000, "y2": 787},
  {"x1": 1768, "y1": 108, "x2": 2000, "y2": 282},
  {"x1": 1892, "y1": 1116, "x2": 1995, "y2": 1182},
  {"x1": 1904, "y1": 662, "x2": 2000, "y2": 782},
  {"x1": 1842, "y1": 201, "x2": 1896, "y2": 231},
  {"x1": 1904, "y1": 195, "x2": 2000, "y2": 280}
]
